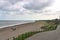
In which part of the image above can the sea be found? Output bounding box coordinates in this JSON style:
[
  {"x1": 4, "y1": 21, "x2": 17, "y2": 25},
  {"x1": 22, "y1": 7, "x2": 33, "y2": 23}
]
[{"x1": 0, "y1": 20, "x2": 35, "y2": 28}]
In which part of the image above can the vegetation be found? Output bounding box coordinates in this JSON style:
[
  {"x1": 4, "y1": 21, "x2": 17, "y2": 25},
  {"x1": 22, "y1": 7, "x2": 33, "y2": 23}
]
[
  {"x1": 41, "y1": 24, "x2": 57, "y2": 31},
  {"x1": 13, "y1": 19, "x2": 58, "y2": 40},
  {"x1": 41, "y1": 19, "x2": 58, "y2": 31},
  {"x1": 13, "y1": 31, "x2": 44, "y2": 40}
]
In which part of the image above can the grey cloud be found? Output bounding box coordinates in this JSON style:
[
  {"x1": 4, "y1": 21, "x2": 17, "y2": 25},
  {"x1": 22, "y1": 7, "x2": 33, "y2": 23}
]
[
  {"x1": 0, "y1": 1, "x2": 11, "y2": 7},
  {"x1": 0, "y1": 0, "x2": 23, "y2": 10},
  {"x1": 7, "y1": 0, "x2": 23, "y2": 4},
  {"x1": 23, "y1": 0, "x2": 53, "y2": 10},
  {"x1": 0, "y1": 0, "x2": 22, "y2": 14}
]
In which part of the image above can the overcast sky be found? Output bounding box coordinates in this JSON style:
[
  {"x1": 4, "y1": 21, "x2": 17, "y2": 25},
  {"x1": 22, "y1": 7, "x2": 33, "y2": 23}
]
[{"x1": 0, "y1": 0, "x2": 60, "y2": 20}]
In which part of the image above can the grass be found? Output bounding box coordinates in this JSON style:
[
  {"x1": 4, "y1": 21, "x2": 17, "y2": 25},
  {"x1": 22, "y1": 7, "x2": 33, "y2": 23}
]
[
  {"x1": 13, "y1": 24, "x2": 57, "y2": 40},
  {"x1": 41, "y1": 22, "x2": 58, "y2": 31},
  {"x1": 41, "y1": 24, "x2": 57, "y2": 31},
  {"x1": 13, "y1": 31, "x2": 44, "y2": 40},
  {"x1": 13, "y1": 20, "x2": 58, "y2": 40}
]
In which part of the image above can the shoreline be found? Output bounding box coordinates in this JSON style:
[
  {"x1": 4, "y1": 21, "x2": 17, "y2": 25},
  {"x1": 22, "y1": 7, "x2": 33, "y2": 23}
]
[
  {"x1": 0, "y1": 21, "x2": 35, "y2": 29},
  {"x1": 0, "y1": 21, "x2": 44, "y2": 40}
]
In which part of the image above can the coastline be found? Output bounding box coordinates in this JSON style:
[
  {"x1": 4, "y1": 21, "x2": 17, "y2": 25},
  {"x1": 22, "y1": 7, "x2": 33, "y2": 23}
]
[
  {"x1": 0, "y1": 21, "x2": 35, "y2": 29},
  {"x1": 0, "y1": 21, "x2": 45, "y2": 40}
]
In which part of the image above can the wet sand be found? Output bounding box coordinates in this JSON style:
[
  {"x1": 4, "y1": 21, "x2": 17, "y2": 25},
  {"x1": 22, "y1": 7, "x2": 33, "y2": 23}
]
[{"x1": 0, "y1": 21, "x2": 45, "y2": 40}]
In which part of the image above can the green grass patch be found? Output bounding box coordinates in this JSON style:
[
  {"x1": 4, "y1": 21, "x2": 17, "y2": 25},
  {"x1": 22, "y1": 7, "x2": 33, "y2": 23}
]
[
  {"x1": 14, "y1": 31, "x2": 44, "y2": 40},
  {"x1": 41, "y1": 21, "x2": 58, "y2": 31},
  {"x1": 41, "y1": 25, "x2": 57, "y2": 31}
]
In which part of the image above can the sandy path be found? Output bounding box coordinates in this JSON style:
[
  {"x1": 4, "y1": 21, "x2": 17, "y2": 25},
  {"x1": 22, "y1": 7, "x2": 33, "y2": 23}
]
[{"x1": 0, "y1": 22, "x2": 43, "y2": 40}]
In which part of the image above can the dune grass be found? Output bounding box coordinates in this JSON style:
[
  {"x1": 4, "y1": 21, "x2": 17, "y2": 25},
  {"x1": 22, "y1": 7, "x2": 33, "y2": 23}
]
[
  {"x1": 13, "y1": 20, "x2": 58, "y2": 40},
  {"x1": 41, "y1": 24, "x2": 57, "y2": 31},
  {"x1": 13, "y1": 31, "x2": 44, "y2": 40},
  {"x1": 13, "y1": 24, "x2": 57, "y2": 40}
]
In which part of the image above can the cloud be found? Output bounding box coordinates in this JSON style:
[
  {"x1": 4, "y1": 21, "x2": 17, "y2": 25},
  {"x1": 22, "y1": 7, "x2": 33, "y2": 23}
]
[
  {"x1": 0, "y1": 0, "x2": 23, "y2": 10},
  {"x1": 0, "y1": 0, "x2": 58, "y2": 20},
  {"x1": 0, "y1": 0, "x2": 11, "y2": 9},
  {"x1": 8, "y1": 0, "x2": 22, "y2": 4},
  {"x1": 0, "y1": 0, "x2": 53, "y2": 13},
  {"x1": 0, "y1": 0, "x2": 23, "y2": 15},
  {"x1": 23, "y1": 0, "x2": 53, "y2": 10}
]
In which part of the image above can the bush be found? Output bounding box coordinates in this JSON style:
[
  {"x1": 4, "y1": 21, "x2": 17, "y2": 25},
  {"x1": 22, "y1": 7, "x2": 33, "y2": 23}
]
[{"x1": 41, "y1": 22, "x2": 57, "y2": 31}]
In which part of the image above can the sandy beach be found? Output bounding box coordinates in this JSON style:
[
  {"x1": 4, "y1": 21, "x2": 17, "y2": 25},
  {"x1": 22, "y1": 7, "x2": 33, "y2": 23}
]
[{"x1": 0, "y1": 21, "x2": 45, "y2": 40}]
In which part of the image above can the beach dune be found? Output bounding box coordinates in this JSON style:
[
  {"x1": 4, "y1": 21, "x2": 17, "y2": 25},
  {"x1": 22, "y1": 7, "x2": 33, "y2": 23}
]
[{"x1": 0, "y1": 21, "x2": 46, "y2": 40}]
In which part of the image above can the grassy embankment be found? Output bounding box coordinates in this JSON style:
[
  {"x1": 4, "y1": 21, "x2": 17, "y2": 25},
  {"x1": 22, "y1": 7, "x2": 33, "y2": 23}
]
[{"x1": 13, "y1": 20, "x2": 58, "y2": 40}]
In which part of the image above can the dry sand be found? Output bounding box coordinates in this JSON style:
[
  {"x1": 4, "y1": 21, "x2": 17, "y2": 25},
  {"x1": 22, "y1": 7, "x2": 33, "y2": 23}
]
[{"x1": 0, "y1": 21, "x2": 45, "y2": 40}]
